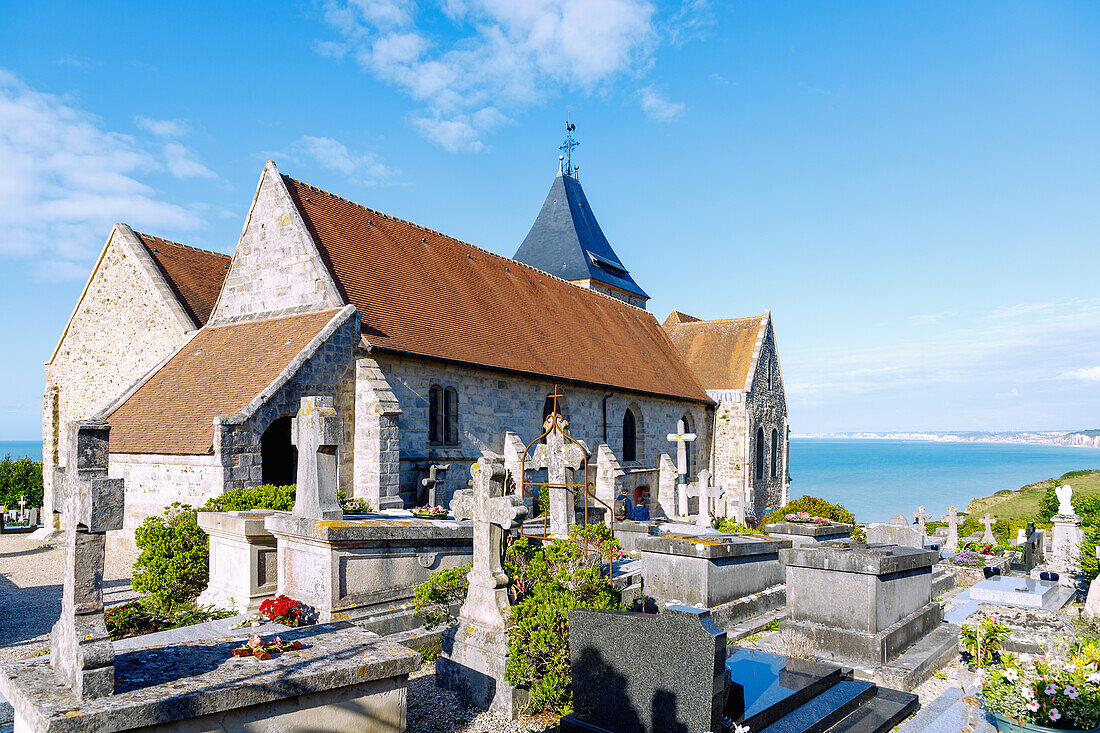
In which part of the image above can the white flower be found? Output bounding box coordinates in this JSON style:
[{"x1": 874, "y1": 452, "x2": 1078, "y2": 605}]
[
  {"x1": 1021, "y1": 686, "x2": 1035, "y2": 700},
  {"x1": 1026, "y1": 700, "x2": 1040, "y2": 712},
  {"x1": 1019, "y1": 653, "x2": 1033, "y2": 663},
  {"x1": 1067, "y1": 664, "x2": 1079, "y2": 673},
  {"x1": 1045, "y1": 683, "x2": 1059, "y2": 696},
  {"x1": 1049, "y1": 709, "x2": 1062, "y2": 722},
  {"x1": 1065, "y1": 685, "x2": 1080, "y2": 700},
  {"x1": 1088, "y1": 671, "x2": 1100, "y2": 685},
  {"x1": 733, "y1": 725, "x2": 751, "y2": 733},
  {"x1": 1004, "y1": 668, "x2": 1019, "y2": 681}
]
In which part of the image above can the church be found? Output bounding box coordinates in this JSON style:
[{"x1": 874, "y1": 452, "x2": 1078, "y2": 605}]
[{"x1": 42, "y1": 142, "x2": 789, "y2": 545}]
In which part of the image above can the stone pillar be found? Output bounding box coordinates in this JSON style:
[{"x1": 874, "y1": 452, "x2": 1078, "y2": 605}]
[
  {"x1": 595, "y1": 444, "x2": 625, "y2": 522},
  {"x1": 354, "y1": 358, "x2": 403, "y2": 510},
  {"x1": 657, "y1": 453, "x2": 677, "y2": 519},
  {"x1": 1050, "y1": 513, "x2": 1084, "y2": 576},
  {"x1": 502, "y1": 431, "x2": 529, "y2": 511}
]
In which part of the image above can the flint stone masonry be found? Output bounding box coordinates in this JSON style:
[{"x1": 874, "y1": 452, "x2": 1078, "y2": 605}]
[
  {"x1": 780, "y1": 542, "x2": 944, "y2": 667},
  {"x1": 196, "y1": 511, "x2": 279, "y2": 614},
  {"x1": 560, "y1": 606, "x2": 729, "y2": 733},
  {"x1": 265, "y1": 514, "x2": 473, "y2": 632},
  {"x1": 766, "y1": 520, "x2": 853, "y2": 548},
  {"x1": 0, "y1": 623, "x2": 419, "y2": 733},
  {"x1": 636, "y1": 532, "x2": 789, "y2": 608}
]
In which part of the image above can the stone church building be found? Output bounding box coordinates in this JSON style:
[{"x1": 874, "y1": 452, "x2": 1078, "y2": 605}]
[{"x1": 43, "y1": 156, "x2": 789, "y2": 544}]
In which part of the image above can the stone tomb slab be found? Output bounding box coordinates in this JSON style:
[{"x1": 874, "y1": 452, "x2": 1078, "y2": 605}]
[
  {"x1": 765, "y1": 521, "x2": 853, "y2": 548},
  {"x1": 0, "y1": 623, "x2": 419, "y2": 733},
  {"x1": 969, "y1": 576, "x2": 1061, "y2": 608},
  {"x1": 265, "y1": 514, "x2": 473, "y2": 632},
  {"x1": 635, "y1": 533, "x2": 789, "y2": 608}
]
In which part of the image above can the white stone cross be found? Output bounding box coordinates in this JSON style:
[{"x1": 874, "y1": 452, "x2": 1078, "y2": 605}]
[
  {"x1": 291, "y1": 396, "x2": 343, "y2": 521},
  {"x1": 913, "y1": 506, "x2": 930, "y2": 536},
  {"x1": 692, "y1": 469, "x2": 715, "y2": 528},
  {"x1": 531, "y1": 413, "x2": 586, "y2": 538},
  {"x1": 52, "y1": 420, "x2": 125, "y2": 699},
  {"x1": 666, "y1": 420, "x2": 697, "y2": 516},
  {"x1": 980, "y1": 514, "x2": 997, "y2": 544},
  {"x1": 18, "y1": 495, "x2": 26, "y2": 521},
  {"x1": 451, "y1": 453, "x2": 528, "y2": 629},
  {"x1": 940, "y1": 506, "x2": 961, "y2": 552}
]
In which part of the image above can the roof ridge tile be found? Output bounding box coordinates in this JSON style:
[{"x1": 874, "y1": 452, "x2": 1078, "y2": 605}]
[{"x1": 134, "y1": 232, "x2": 230, "y2": 260}]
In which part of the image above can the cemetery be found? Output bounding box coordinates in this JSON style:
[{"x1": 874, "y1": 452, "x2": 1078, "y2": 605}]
[{"x1": 2, "y1": 392, "x2": 1100, "y2": 733}]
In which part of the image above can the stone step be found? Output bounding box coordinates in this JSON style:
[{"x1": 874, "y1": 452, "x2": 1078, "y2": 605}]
[
  {"x1": 756, "y1": 680, "x2": 877, "y2": 733},
  {"x1": 725, "y1": 607, "x2": 788, "y2": 642},
  {"x1": 932, "y1": 569, "x2": 956, "y2": 598},
  {"x1": 872, "y1": 623, "x2": 959, "y2": 692},
  {"x1": 825, "y1": 686, "x2": 919, "y2": 733}
]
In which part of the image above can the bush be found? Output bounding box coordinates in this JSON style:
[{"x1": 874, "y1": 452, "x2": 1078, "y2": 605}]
[
  {"x1": 413, "y1": 563, "x2": 471, "y2": 630},
  {"x1": 105, "y1": 600, "x2": 233, "y2": 640},
  {"x1": 0, "y1": 455, "x2": 43, "y2": 509},
  {"x1": 503, "y1": 525, "x2": 625, "y2": 714},
  {"x1": 200, "y1": 484, "x2": 295, "y2": 512},
  {"x1": 131, "y1": 503, "x2": 209, "y2": 615},
  {"x1": 772, "y1": 495, "x2": 865, "y2": 541},
  {"x1": 714, "y1": 517, "x2": 764, "y2": 534}
]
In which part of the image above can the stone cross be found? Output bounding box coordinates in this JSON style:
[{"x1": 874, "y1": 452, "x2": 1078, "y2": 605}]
[
  {"x1": 421, "y1": 463, "x2": 450, "y2": 507},
  {"x1": 51, "y1": 420, "x2": 125, "y2": 699},
  {"x1": 940, "y1": 506, "x2": 961, "y2": 552},
  {"x1": 980, "y1": 514, "x2": 997, "y2": 544},
  {"x1": 18, "y1": 495, "x2": 26, "y2": 521},
  {"x1": 666, "y1": 420, "x2": 697, "y2": 516},
  {"x1": 451, "y1": 453, "x2": 528, "y2": 629},
  {"x1": 530, "y1": 413, "x2": 585, "y2": 538},
  {"x1": 693, "y1": 469, "x2": 715, "y2": 528},
  {"x1": 291, "y1": 396, "x2": 342, "y2": 521},
  {"x1": 913, "y1": 506, "x2": 930, "y2": 536}
]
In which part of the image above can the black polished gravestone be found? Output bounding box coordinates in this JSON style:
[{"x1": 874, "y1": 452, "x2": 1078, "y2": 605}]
[{"x1": 560, "y1": 606, "x2": 730, "y2": 733}]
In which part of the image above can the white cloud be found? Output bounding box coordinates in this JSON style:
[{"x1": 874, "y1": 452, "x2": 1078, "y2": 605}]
[
  {"x1": 134, "y1": 116, "x2": 191, "y2": 138},
  {"x1": 163, "y1": 142, "x2": 217, "y2": 179},
  {"x1": 639, "y1": 84, "x2": 685, "y2": 121},
  {"x1": 320, "y1": 0, "x2": 657, "y2": 150},
  {"x1": 0, "y1": 70, "x2": 207, "y2": 276},
  {"x1": 667, "y1": 0, "x2": 715, "y2": 46},
  {"x1": 1061, "y1": 367, "x2": 1100, "y2": 382},
  {"x1": 293, "y1": 135, "x2": 397, "y2": 183}
]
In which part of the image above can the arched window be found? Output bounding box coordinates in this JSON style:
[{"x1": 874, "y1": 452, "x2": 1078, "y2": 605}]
[
  {"x1": 623, "y1": 409, "x2": 637, "y2": 462},
  {"x1": 771, "y1": 428, "x2": 779, "y2": 478},
  {"x1": 444, "y1": 387, "x2": 459, "y2": 445},
  {"x1": 681, "y1": 413, "x2": 696, "y2": 478},
  {"x1": 428, "y1": 385, "x2": 443, "y2": 444},
  {"x1": 755, "y1": 426, "x2": 765, "y2": 479}
]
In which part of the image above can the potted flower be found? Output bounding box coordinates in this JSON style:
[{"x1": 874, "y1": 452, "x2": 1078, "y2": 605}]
[
  {"x1": 340, "y1": 497, "x2": 373, "y2": 514},
  {"x1": 258, "y1": 594, "x2": 310, "y2": 627},
  {"x1": 411, "y1": 505, "x2": 448, "y2": 518},
  {"x1": 980, "y1": 646, "x2": 1100, "y2": 730}
]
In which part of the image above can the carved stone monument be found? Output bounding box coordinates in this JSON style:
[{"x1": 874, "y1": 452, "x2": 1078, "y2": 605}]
[
  {"x1": 666, "y1": 419, "x2": 697, "y2": 517},
  {"x1": 866, "y1": 514, "x2": 924, "y2": 549},
  {"x1": 292, "y1": 395, "x2": 342, "y2": 521},
  {"x1": 437, "y1": 452, "x2": 530, "y2": 717},
  {"x1": 530, "y1": 413, "x2": 585, "y2": 538},
  {"x1": 980, "y1": 514, "x2": 997, "y2": 544},
  {"x1": 940, "y1": 507, "x2": 962, "y2": 552},
  {"x1": 51, "y1": 420, "x2": 125, "y2": 698},
  {"x1": 1050, "y1": 484, "x2": 1084, "y2": 577},
  {"x1": 913, "y1": 506, "x2": 930, "y2": 537}
]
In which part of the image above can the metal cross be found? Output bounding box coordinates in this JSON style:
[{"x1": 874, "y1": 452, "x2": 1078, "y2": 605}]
[{"x1": 559, "y1": 120, "x2": 579, "y2": 177}]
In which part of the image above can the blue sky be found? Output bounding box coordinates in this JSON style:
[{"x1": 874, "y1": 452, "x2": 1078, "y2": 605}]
[{"x1": 1, "y1": 1, "x2": 1099, "y2": 439}]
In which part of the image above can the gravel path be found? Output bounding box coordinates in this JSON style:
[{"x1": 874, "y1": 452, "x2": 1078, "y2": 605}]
[
  {"x1": 408, "y1": 662, "x2": 558, "y2": 733},
  {"x1": 0, "y1": 533, "x2": 139, "y2": 665}
]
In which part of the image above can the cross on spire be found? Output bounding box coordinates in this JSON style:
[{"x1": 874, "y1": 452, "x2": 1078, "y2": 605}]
[{"x1": 559, "y1": 119, "x2": 579, "y2": 178}]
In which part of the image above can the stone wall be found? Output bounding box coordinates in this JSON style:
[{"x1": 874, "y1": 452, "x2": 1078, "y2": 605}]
[
  {"x1": 108, "y1": 453, "x2": 224, "y2": 549},
  {"x1": 711, "y1": 392, "x2": 748, "y2": 505},
  {"x1": 369, "y1": 352, "x2": 713, "y2": 509},
  {"x1": 45, "y1": 225, "x2": 194, "y2": 502},
  {"x1": 209, "y1": 162, "x2": 342, "y2": 325},
  {"x1": 745, "y1": 321, "x2": 789, "y2": 517}
]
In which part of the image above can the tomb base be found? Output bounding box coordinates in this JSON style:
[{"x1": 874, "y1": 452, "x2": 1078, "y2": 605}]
[
  {"x1": 264, "y1": 514, "x2": 472, "y2": 631},
  {"x1": 196, "y1": 511, "x2": 278, "y2": 615},
  {"x1": 0, "y1": 623, "x2": 418, "y2": 733},
  {"x1": 436, "y1": 619, "x2": 528, "y2": 719},
  {"x1": 781, "y1": 600, "x2": 944, "y2": 667},
  {"x1": 766, "y1": 521, "x2": 853, "y2": 548}
]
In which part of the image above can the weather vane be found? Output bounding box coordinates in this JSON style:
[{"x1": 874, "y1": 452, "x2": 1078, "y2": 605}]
[{"x1": 558, "y1": 118, "x2": 579, "y2": 179}]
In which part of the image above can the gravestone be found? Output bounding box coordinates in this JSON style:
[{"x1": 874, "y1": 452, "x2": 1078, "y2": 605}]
[
  {"x1": 52, "y1": 420, "x2": 125, "y2": 698},
  {"x1": 560, "y1": 606, "x2": 729, "y2": 733},
  {"x1": 437, "y1": 452, "x2": 530, "y2": 717},
  {"x1": 420, "y1": 463, "x2": 450, "y2": 506},
  {"x1": 1085, "y1": 548, "x2": 1100, "y2": 618},
  {"x1": 530, "y1": 413, "x2": 585, "y2": 538},
  {"x1": 980, "y1": 514, "x2": 996, "y2": 544},
  {"x1": 657, "y1": 454, "x2": 677, "y2": 519},
  {"x1": 686, "y1": 468, "x2": 714, "y2": 528},
  {"x1": 866, "y1": 514, "x2": 924, "y2": 548},
  {"x1": 940, "y1": 507, "x2": 962, "y2": 552},
  {"x1": 666, "y1": 420, "x2": 697, "y2": 517},
  {"x1": 18, "y1": 495, "x2": 26, "y2": 522},
  {"x1": 291, "y1": 396, "x2": 342, "y2": 520},
  {"x1": 596, "y1": 443, "x2": 627, "y2": 523},
  {"x1": 913, "y1": 506, "x2": 930, "y2": 536},
  {"x1": 1050, "y1": 485, "x2": 1084, "y2": 577}
]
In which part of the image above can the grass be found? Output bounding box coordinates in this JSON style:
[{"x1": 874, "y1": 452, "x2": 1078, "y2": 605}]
[{"x1": 965, "y1": 469, "x2": 1100, "y2": 521}]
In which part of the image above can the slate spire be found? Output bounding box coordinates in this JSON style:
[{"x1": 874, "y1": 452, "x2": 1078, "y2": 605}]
[{"x1": 513, "y1": 125, "x2": 648, "y2": 305}]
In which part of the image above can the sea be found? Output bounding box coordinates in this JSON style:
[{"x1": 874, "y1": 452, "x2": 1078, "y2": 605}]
[
  {"x1": 791, "y1": 438, "x2": 1100, "y2": 523},
  {"x1": 3, "y1": 437, "x2": 1098, "y2": 524}
]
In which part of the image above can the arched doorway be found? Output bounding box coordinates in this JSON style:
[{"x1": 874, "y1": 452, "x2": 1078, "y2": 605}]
[{"x1": 261, "y1": 416, "x2": 298, "y2": 486}]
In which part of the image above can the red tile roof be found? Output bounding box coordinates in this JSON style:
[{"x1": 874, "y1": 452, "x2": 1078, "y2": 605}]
[
  {"x1": 135, "y1": 233, "x2": 230, "y2": 326},
  {"x1": 107, "y1": 309, "x2": 344, "y2": 455},
  {"x1": 663, "y1": 315, "x2": 764, "y2": 391},
  {"x1": 281, "y1": 176, "x2": 711, "y2": 404}
]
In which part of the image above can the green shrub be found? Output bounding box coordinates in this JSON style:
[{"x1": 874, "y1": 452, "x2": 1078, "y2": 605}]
[
  {"x1": 131, "y1": 503, "x2": 209, "y2": 615},
  {"x1": 413, "y1": 563, "x2": 471, "y2": 630},
  {"x1": 105, "y1": 600, "x2": 233, "y2": 640},
  {"x1": 0, "y1": 455, "x2": 43, "y2": 509},
  {"x1": 714, "y1": 517, "x2": 764, "y2": 534},
  {"x1": 1082, "y1": 525, "x2": 1100, "y2": 581},
  {"x1": 503, "y1": 525, "x2": 625, "y2": 714},
  {"x1": 200, "y1": 484, "x2": 295, "y2": 512}
]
